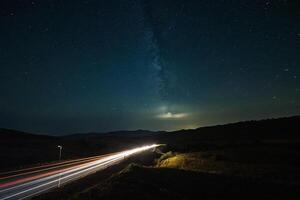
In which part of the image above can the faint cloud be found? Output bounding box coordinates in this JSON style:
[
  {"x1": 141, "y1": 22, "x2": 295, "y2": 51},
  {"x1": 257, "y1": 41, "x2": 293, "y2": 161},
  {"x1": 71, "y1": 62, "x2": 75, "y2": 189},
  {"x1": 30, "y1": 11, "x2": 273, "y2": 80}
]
[{"x1": 156, "y1": 112, "x2": 188, "y2": 119}]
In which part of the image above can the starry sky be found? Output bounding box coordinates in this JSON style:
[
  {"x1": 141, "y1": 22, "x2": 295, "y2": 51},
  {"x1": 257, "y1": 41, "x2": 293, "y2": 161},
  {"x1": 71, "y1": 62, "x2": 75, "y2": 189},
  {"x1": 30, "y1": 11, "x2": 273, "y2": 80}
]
[{"x1": 0, "y1": 0, "x2": 299, "y2": 134}]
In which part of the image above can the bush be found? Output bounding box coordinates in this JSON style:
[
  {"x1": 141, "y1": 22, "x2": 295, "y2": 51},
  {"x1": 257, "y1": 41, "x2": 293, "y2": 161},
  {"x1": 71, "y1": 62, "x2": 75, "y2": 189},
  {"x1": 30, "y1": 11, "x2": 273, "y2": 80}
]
[{"x1": 156, "y1": 151, "x2": 175, "y2": 164}]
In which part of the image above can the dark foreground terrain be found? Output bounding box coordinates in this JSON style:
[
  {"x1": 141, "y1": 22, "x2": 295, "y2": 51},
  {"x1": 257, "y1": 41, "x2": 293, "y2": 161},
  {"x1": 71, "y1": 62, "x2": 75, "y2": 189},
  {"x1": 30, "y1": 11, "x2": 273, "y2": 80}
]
[
  {"x1": 1, "y1": 116, "x2": 300, "y2": 199},
  {"x1": 70, "y1": 164, "x2": 299, "y2": 200}
]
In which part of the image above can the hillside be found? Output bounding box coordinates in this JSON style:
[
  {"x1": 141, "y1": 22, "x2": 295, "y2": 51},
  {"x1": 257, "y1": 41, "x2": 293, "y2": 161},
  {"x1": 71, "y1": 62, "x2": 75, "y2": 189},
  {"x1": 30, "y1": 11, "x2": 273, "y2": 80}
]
[
  {"x1": 1, "y1": 116, "x2": 300, "y2": 171},
  {"x1": 0, "y1": 129, "x2": 99, "y2": 171},
  {"x1": 26, "y1": 116, "x2": 300, "y2": 200},
  {"x1": 69, "y1": 164, "x2": 299, "y2": 200}
]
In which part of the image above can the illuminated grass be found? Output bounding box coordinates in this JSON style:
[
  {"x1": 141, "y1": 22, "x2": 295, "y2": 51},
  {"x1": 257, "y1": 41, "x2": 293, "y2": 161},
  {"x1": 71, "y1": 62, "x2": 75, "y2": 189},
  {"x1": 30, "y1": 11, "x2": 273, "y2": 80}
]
[
  {"x1": 157, "y1": 152, "x2": 223, "y2": 173},
  {"x1": 156, "y1": 151, "x2": 300, "y2": 181}
]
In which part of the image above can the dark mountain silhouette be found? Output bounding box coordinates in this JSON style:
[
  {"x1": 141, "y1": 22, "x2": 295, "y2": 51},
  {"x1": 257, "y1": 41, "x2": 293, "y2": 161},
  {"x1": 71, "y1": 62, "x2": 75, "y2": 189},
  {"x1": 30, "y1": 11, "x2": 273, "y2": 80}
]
[
  {"x1": 65, "y1": 129, "x2": 164, "y2": 139},
  {"x1": 32, "y1": 116, "x2": 300, "y2": 200},
  {"x1": 174, "y1": 115, "x2": 300, "y2": 140},
  {"x1": 1, "y1": 115, "x2": 299, "y2": 171},
  {"x1": 0, "y1": 128, "x2": 54, "y2": 140}
]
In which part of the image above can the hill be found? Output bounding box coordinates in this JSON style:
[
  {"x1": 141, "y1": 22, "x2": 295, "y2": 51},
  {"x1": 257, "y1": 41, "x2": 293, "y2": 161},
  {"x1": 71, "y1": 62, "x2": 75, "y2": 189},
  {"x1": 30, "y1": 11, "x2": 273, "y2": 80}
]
[
  {"x1": 69, "y1": 164, "x2": 299, "y2": 200},
  {"x1": 2, "y1": 115, "x2": 295, "y2": 199},
  {"x1": 1, "y1": 116, "x2": 300, "y2": 171}
]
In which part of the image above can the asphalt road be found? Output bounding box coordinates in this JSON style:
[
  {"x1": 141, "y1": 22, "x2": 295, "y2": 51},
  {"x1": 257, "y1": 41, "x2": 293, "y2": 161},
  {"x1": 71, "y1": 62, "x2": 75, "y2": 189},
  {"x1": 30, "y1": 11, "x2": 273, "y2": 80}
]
[{"x1": 0, "y1": 144, "x2": 159, "y2": 200}]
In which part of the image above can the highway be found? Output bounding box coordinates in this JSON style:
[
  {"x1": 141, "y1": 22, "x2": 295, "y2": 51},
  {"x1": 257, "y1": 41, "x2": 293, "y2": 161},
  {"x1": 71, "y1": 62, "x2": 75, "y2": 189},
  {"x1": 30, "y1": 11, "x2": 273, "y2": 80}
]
[{"x1": 0, "y1": 144, "x2": 159, "y2": 200}]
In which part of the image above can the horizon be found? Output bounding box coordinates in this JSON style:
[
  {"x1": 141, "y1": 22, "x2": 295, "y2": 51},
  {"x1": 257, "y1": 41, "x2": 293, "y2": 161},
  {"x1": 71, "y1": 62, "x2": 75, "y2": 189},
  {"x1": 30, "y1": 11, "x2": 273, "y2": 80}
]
[{"x1": 2, "y1": 114, "x2": 299, "y2": 136}]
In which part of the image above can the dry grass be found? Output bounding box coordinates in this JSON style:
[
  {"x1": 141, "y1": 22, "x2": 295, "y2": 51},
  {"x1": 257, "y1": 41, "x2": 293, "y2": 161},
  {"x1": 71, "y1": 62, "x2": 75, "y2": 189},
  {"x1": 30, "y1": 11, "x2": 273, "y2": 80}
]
[
  {"x1": 157, "y1": 152, "x2": 224, "y2": 174},
  {"x1": 156, "y1": 151, "x2": 300, "y2": 184}
]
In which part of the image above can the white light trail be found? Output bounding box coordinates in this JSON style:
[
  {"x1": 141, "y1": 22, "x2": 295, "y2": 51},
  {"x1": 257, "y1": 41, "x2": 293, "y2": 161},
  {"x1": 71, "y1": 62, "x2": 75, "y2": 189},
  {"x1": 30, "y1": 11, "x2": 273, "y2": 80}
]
[{"x1": 0, "y1": 144, "x2": 160, "y2": 200}]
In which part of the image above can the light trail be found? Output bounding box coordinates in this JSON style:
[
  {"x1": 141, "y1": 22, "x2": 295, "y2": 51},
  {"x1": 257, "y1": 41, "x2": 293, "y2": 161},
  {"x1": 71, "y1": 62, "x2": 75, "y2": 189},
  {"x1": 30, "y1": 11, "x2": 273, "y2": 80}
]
[
  {"x1": 0, "y1": 154, "x2": 115, "y2": 181},
  {"x1": 0, "y1": 144, "x2": 159, "y2": 200},
  {"x1": 0, "y1": 154, "x2": 109, "y2": 176}
]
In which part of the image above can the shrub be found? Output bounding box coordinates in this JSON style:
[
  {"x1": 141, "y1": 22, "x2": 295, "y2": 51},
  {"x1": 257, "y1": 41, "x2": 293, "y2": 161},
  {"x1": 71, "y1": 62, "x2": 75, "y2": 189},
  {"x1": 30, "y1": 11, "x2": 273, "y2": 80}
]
[{"x1": 156, "y1": 151, "x2": 175, "y2": 164}]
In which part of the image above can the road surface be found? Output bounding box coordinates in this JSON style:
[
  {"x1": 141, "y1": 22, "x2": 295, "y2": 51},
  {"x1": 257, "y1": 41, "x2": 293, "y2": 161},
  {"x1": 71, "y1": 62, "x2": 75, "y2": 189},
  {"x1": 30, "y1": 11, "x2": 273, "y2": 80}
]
[{"x1": 0, "y1": 144, "x2": 159, "y2": 200}]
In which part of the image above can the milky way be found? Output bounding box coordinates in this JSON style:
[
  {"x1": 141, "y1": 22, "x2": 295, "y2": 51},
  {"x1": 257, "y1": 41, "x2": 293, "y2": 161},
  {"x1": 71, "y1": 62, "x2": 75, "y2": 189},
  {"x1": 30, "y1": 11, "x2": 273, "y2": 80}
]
[{"x1": 140, "y1": 0, "x2": 168, "y2": 102}]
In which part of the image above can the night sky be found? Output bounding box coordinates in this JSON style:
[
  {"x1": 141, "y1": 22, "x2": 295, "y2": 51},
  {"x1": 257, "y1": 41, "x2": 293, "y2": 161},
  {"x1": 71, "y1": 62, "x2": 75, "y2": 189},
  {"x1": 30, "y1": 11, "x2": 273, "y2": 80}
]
[{"x1": 0, "y1": 0, "x2": 299, "y2": 134}]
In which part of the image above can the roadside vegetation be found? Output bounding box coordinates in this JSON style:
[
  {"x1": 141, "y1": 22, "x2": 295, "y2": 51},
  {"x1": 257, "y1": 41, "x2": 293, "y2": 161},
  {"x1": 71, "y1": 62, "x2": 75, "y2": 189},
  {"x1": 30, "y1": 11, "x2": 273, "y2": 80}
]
[{"x1": 16, "y1": 116, "x2": 300, "y2": 199}]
